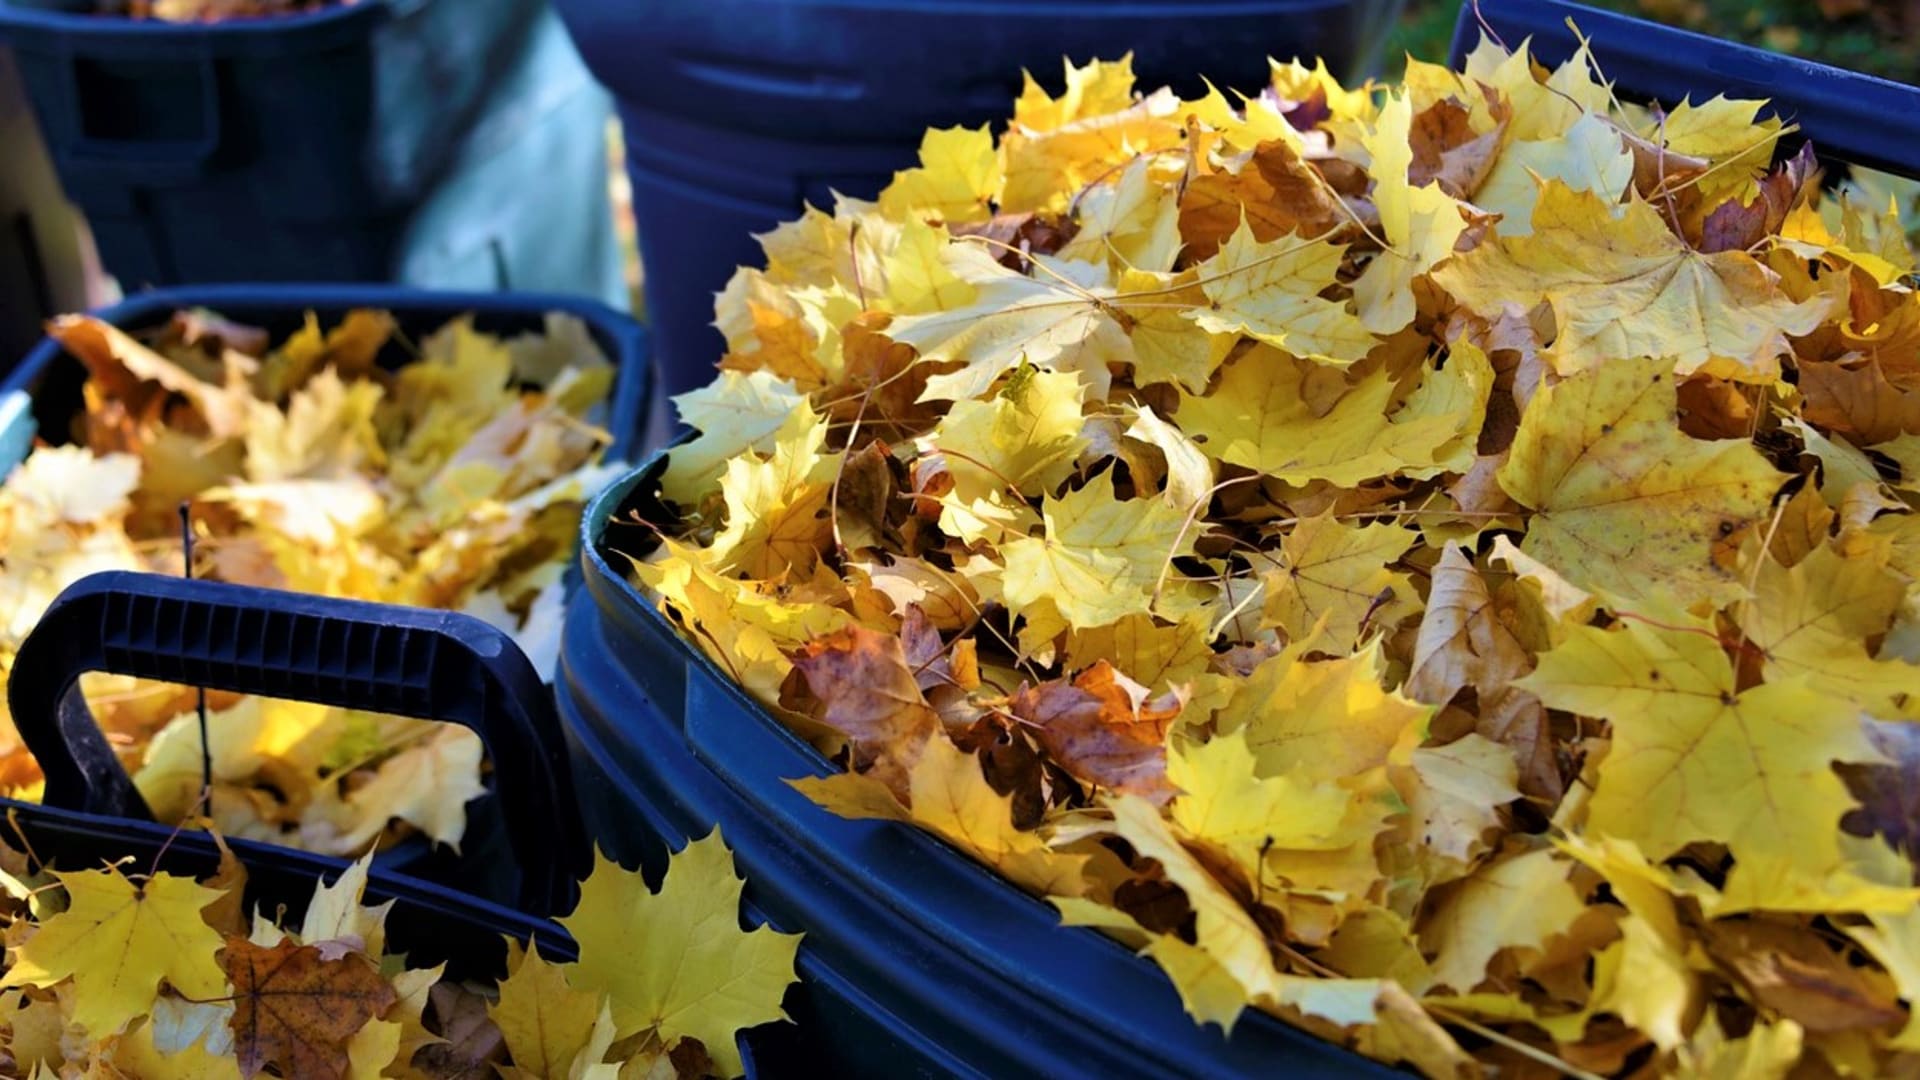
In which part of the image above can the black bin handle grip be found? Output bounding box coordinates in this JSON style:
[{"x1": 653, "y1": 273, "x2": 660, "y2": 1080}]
[
  {"x1": 1448, "y1": 0, "x2": 1920, "y2": 180},
  {"x1": 5, "y1": 571, "x2": 584, "y2": 914}
]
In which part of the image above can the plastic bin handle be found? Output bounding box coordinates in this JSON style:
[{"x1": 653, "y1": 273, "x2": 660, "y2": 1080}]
[
  {"x1": 1448, "y1": 0, "x2": 1920, "y2": 179},
  {"x1": 5, "y1": 571, "x2": 584, "y2": 914}
]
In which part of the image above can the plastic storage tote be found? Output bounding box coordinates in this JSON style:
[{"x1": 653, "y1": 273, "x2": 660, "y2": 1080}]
[
  {"x1": 553, "y1": 0, "x2": 1407, "y2": 405},
  {"x1": 556, "y1": 455, "x2": 1399, "y2": 1079},
  {"x1": 0, "y1": 45, "x2": 90, "y2": 368},
  {"x1": 10, "y1": 569, "x2": 586, "y2": 917},
  {"x1": 0, "y1": 283, "x2": 652, "y2": 483},
  {"x1": 0, "y1": 0, "x2": 624, "y2": 306}
]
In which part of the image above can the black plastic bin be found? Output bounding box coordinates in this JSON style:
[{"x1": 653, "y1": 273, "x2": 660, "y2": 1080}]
[
  {"x1": 8, "y1": 570, "x2": 793, "y2": 1076},
  {"x1": 0, "y1": 0, "x2": 624, "y2": 305},
  {"x1": 9, "y1": 570, "x2": 586, "y2": 920},
  {"x1": 558, "y1": 456, "x2": 1398, "y2": 1079},
  {"x1": 553, "y1": 0, "x2": 1406, "y2": 407},
  {"x1": 0, "y1": 282, "x2": 652, "y2": 484}
]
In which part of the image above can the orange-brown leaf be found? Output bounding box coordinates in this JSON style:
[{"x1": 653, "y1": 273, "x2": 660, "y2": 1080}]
[
  {"x1": 222, "y1": 936, "x2": 398, "y2": 1080},
  {"x1": 1014, "y1": 661, "x2": 1179, "y2": 802},
  {"x1": 792, "y1": 624, "x2": 940, "y2": 796},
  {"x1": 1178, "y1": 139, "x2": 1344, "y2": 260}
]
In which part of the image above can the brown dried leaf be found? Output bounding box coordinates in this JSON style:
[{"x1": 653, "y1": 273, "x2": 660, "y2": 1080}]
[
  {"x1": 222, "y1": 937, "x2": 398, "y2": 1080},
  {"x1": 1014, "y1": 661, "x2": 1180, "y2": 802},
  {"x1": 1179, "y1": 139, "x2": 1345, "y2": 260},
  {"x1": 791, "y1": 624, "x2": 940, "y2": 797},
  {"x1": 1705, "y1": 918, "x2": 1906, "y2": 1033}
]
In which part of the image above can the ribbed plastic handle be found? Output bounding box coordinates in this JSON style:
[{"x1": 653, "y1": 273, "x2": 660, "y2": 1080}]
[
  {"x1": 6, "y1": 571, "x2": 584, "y2": 914},
  {"x1": 1448, "y1": 0, "x2": 1920, "y2": 179}
]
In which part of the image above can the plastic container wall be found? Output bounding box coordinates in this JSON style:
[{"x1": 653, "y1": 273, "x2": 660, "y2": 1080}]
[
  {"x1": 0, "y1": 0, "x2": 624, "y2": 304},
  {"x1": 554, "y1": 0, "x2": 1406, "y2": 404},
  {"x1": 556, "y1": 455, "x2": 1402, "y2": 1078},
  {"x1": 0, "y1": 45, "x2": 90, "y2": 368}
]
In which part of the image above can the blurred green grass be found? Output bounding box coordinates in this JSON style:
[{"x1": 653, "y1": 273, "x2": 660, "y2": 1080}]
[{"x1": 1385, "y1": 0, "x2": 1920, "y2": 83}]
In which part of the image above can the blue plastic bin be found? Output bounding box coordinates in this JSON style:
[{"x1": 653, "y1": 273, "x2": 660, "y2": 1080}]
[
  {"x1": 0, "y1": 283, "x2": 652, "y2": 479},
  {"x1": 553, "y1": 0, "x2": 1405, "y2": 405},
  {"x1": 10, "y1": 570, "x2": 585, "y2": 917},
  {"x1": 0, "y1": 0, "x2": 624, "y2": 306},
  {"x1": 556, "y1": 454, "x2": 1400, "y2": 1078}
]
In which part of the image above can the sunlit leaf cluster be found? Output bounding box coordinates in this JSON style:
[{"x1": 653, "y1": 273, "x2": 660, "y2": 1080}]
[
  {"x1": 626, "y1": 37, "x2": 1920, "y2": 1075},
  {"x1": 0, "y1": 829, "x2": 795, "y2": 1078},
  {"x1": 0, "y1": 309, "x2": 620, "y2": 855}
]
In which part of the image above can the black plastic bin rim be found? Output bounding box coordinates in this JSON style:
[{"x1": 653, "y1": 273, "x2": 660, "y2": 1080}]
[
  {"x1": 1, "y1": 796, "x2": 579, "y2": 954},
  {"x1": 576, "y1": 451, "x2": 1402, "y2": 1075},
  {"x1": 1, "y1": 281, "x2": 651, "y2": 460}
]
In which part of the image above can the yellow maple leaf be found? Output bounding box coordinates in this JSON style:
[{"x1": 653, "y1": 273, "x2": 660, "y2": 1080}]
[
  {"x1": 1259, "y1": 510, "x2": 1417, "y2": 650},
  {"x1": 1352, "y1": 91, "x2": 1472, "y2": 334},
  {"x1": 1475, "y1": 111, "x2": 1635, "y2": 237},
  {"x1": 256, "y1": 308, "x2": 393, "y2": 400},
  {"x1": 1435, "y1": 182, "x2": 1829, "y2": 381},
  {"x1": 1063, "y1": 611, "x2": 1213, "y2": 694},
  {"x1": 890, "y1": 245, "x2": 1131, "y2": 403},
  {"x1": 297, "y1": 851, "x2": 388, "y2": 956},
  {"x1": 1656, "y1": 96, "x2": 1783, "y2": 205},
  {"x1": 303, "y1": 723, "x2": 486, "y2": 855},
  {"x1": 1678, "y1": 1014, "x2": 1804, "y2": 1079},
  {"x1": 923, "y1": 365, "x2": 1085, "y2": 544},
  {"x1": 1520, "y1": 616, "x2": 1878, "y2": 902},
  {"x1": 1404, "y1": 734, "x2": 1522, "y2": 873},
  {"x1": 657, "y1": 371, "x2": 810, "y2": 507},
  {"x1": 1848, "y1": 908, "x2": 1920, "y2": 1050},
  {"x1": 999, "y1": 56, "x2": 1184, "y2": 215},
  {"x1": 1460, "y1": 36, "x2": 1611, "y2": 142},
  {"x1": 1115, "y1": 267, "x2": 1234, "y2": 394},
  {"x1": 243, "y1": 369, "x2": 385, "y2": 483},
  {"x1": 1213, "y1": 641, "x2": 1429, "y2": 781},
  {"x1": 1419, "y1": 846, "x2": 1583, "y2": 993},
  {"x1": 1498, "y1": 354, "x2": 1785, "y2": 608},
  {"x1": 1000, "y1": 470, "x2": 1199, "y2": 630},
  {"x1": 1, "y1": 866, "x2": 228, "y2": 1038},
  {"x1": 1184, "y1": 217, "x2": 1374, "y2": 364},
  {"x1": 633, "y1": 538, "x2": 851, "y2": 706},
  {"x1": 1168, "y1": 730, "x2": 1363, "y2": 883},
  {"x1": 558, "y1": 832, "x2": 801, "y2": 1078},
  {"x1": 1122, "y1": 403, "x2": 1213, "y2": 514},
  {"x1": 1734, "y1": 533, "x2": 1920, "y2": 719},
  {"x1": 1175, "y1": 345, "x2": 1466, "y2": 487},
  {"x1": 489, "y1": 945, "x2": 610, "y2": 1079},
  {"x1": 1105, "y1": 796, "x2": 1401, "y2": 1036},
  {"x1": 878, "y1": 125, "x2": 1001, "y2": 225},
  {"x1": 881, "y1": 217, "x2": 977, "y2": 316},
  {"x1": 710, "y1": 410, "x2": 839, "y2": 579},
  {"x1": 792, "y1": 733, "x2": 1092, "y2": 897},
  {"x1": 1058, "y1": 156, "x2": 1183, "y2": 274},
  {"x1": 1052, "y1": 896, "x2": 1251, "y2": 1031}
]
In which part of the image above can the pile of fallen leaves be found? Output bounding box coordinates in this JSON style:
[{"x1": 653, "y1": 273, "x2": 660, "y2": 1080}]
[
  {"x1": 620, "y1": 32, "x2": 1920, "y2": 1078},
  {"x1": 0, "y1": 828, "x2": 798, "y2": 1078},
  {"x1": 0, "y1": 307, "x2": 621, "y2": 855}
]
